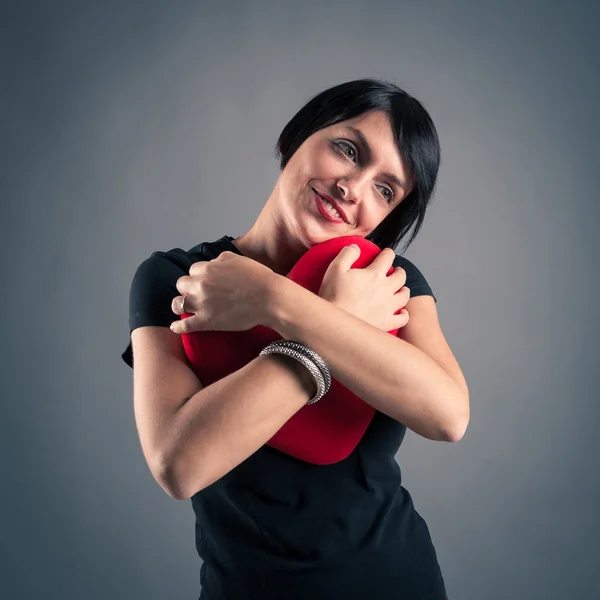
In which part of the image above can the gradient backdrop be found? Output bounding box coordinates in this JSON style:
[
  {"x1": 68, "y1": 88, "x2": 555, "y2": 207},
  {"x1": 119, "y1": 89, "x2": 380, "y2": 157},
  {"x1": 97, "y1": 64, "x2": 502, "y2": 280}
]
[{"x1": 3, "y1": 1, "x2": 599, "y2": 598}]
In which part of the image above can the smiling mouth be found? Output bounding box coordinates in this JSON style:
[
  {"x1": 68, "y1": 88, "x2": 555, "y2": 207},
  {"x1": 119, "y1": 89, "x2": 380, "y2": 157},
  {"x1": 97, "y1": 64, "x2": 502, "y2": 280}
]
[
  {"x1": 312, "y1": 188, "x2": 348, "y2": 223},
  {"x1": 314, "y1": 193, "x2": 347, "y2": 223}
]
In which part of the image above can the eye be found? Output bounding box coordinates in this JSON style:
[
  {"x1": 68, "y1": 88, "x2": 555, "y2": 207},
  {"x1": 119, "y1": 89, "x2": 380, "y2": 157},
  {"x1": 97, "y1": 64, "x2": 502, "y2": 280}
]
[
  {"x1": 378, "y1": 185, "x2": 395, "y2": 204},
  {"x1": 335, "y1": 140, "x2": 358, "y2": 161}
]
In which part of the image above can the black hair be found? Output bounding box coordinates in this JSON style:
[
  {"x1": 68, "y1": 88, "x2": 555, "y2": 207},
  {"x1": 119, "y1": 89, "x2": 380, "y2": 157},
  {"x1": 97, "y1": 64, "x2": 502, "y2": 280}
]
[{"x1": 274, "y1": 78, "x2": 440, "y2": 253}]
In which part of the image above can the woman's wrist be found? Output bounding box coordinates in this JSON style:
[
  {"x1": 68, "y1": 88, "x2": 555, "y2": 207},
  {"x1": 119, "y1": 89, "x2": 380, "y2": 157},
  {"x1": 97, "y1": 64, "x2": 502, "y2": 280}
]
[
  {"x1": 260, "y1": 273, "x2": 295, "y2": 330},
  {"x1": 265, "y1": 352, "x2": 318, "y2": 398}
]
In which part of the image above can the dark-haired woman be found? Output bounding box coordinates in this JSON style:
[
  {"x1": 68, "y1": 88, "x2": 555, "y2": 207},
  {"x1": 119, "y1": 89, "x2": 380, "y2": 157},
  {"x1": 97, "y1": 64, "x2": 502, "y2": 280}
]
[{"x1": 122, "y1": 78, "x2": 468, "y2": 600}]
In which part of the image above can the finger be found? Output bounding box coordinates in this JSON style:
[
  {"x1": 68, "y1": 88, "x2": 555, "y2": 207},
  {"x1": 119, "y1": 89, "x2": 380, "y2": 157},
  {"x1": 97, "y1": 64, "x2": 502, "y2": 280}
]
[
  {"x1": 171, "y1": 294, "x2": 195, "y2": 315},
  {"x1": 169, "y1": 315, "x2": 193, "y2": 335},
  {"x1": 393, "y1": 285, "x2": 411, "y2": 301},
  {"x1": 175, "y1": 274, "x2": 193, "y2": 295},
  {"x1": 333, "y1": 244, "x2": 362, "y2": 271},
  {"x1": 390, "y1": 288, "x2": 410, "y2": 315},
  {"x1": 395, "y1": 308, "x2": 410, "y2": 328},
  {"x1": 189, "y1": 261, "x2": 208, "y2": 276},
  {"x1": 389, "y1": 265, "x2": 407, "y2": 286},
  {"x1": 172, "y1": 296, "x2": 182, "y2": 315},
  {"x1": 369, "y1": 247, "x2": 396, "y2": 273}
]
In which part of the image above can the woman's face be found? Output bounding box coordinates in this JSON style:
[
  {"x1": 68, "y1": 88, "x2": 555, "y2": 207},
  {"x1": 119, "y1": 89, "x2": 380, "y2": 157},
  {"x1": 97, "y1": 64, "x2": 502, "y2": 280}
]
[{"x1": 276, "y1": 110, "x2": 412, "y2": 245}]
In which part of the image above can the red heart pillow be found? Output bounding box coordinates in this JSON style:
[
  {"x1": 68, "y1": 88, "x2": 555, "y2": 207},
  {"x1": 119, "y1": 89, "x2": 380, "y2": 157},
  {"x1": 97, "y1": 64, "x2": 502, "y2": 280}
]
[{"x1": 180, "y1": 235, "x2": 402, "y2": 464}]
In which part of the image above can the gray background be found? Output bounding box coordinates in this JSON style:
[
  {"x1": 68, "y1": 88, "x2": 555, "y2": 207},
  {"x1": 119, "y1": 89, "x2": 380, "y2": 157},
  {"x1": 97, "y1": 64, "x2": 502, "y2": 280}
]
[{"x1": 2, "y1": 0, "x2": 599, "y2": 598}]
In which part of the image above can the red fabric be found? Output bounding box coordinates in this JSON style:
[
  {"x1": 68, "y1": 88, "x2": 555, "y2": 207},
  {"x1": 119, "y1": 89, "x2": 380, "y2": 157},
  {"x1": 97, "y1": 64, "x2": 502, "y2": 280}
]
[{"x1": 180, "y1": 235, "x2": 403, "y2": 464}]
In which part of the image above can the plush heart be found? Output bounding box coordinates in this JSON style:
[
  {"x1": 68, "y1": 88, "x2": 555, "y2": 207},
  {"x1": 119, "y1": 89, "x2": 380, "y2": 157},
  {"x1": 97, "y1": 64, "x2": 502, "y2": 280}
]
[{"x1": 180, "y1": 235, "x2": 402, "y2": 465}]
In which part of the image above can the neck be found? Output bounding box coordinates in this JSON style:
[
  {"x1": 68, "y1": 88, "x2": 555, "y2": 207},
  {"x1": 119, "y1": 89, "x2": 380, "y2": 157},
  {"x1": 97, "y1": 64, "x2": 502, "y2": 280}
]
[
  {"x1": 231, "y1": 182, "x2": 312, "y2": 275},
  {"x1": 232, "y1": 226, "x2": 307, "y2": 276}
]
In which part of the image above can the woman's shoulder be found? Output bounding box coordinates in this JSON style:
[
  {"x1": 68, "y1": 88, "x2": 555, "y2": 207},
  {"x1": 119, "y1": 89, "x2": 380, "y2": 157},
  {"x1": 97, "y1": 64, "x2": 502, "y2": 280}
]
[
  {"x1": 121, "y1": 236, "x2": 232, "y2": 368},
  {"x1": 136, "y1": 235, "x2": 233, "y2": 274},
  {"x1": 392, "y1": 253, "x2": 437, "y2": 302}
]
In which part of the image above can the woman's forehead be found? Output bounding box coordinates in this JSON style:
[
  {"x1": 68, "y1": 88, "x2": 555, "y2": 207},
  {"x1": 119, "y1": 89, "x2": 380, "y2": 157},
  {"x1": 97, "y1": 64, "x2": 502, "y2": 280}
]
[{"x1": 334, "y1": 110, "x2": 392, "y2": 130}]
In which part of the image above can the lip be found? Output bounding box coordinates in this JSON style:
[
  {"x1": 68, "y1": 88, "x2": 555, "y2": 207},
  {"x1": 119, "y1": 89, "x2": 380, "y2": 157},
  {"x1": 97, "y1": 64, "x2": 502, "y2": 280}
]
[{"x1": 312, "y1": 188, "x2": 349, "y2": 223}]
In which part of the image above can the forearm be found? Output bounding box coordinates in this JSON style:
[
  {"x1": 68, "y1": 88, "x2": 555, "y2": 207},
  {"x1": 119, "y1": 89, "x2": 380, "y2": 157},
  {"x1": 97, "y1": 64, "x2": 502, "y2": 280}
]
[
  {"x1": 265, "y1": 277, "x2": 467, "y2": 442},
  {"x1": 160, "y1": 353, "x2": 314, "y2": 500}
]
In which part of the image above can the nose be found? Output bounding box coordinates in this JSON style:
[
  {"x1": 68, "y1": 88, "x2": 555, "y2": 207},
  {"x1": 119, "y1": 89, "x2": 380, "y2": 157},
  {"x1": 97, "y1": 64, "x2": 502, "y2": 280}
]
[
  {"x1": 336, "y1": 179, "x2": 356, "y2": 204},
  {"x1": 336, "y1": 174, "x2": 369, "y2": 204}
]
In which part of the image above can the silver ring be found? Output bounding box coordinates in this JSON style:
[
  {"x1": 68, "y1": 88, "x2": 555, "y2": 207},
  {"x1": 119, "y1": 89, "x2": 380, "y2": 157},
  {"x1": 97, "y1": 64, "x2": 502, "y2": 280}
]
[{"x1": 180, "y1": 295, "x2": 186, "y2": 314}]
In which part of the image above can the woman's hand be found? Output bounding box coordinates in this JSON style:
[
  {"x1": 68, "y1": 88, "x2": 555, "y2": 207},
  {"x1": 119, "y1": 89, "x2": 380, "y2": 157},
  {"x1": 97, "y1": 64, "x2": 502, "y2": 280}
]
[
  {"x1": 169, "y1": 251, "x2": 279, "y2": 334},
  {"x1": 318, "y1": 245, "x2": 411, "y2": 332}
]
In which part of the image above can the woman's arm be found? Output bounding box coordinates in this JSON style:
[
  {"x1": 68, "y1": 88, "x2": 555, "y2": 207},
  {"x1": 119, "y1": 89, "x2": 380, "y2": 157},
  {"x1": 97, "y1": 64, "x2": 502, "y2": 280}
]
[
  {"x1": 265, "y1": 277, "x2": 470, "y2": 443},
  {"x1": 135, "y1": 325, "x2": 317, "y2": 500}
]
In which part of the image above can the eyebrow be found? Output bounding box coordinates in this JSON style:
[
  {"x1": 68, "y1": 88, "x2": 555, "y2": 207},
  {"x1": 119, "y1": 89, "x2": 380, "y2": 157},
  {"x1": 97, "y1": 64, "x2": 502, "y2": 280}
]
[{"x1": 343, "y1": 125, "x2": 407, "y2": 191}]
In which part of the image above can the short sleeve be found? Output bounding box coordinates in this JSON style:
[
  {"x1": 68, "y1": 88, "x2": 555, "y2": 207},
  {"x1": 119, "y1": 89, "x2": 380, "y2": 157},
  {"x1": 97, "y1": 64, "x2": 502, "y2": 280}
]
[
  {"x1": 121, "y1": 249, "x2": 192, "y2": 369},
  {"x1": 392, "y1": 254, "x2": 437, "y2": 303}
]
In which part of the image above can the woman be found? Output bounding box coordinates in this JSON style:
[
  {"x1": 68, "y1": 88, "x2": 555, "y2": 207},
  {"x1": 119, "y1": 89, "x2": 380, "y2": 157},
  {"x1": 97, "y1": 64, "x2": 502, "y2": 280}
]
[{"x1": 121, "y1": 78, "x2": 469, "y2": 600}]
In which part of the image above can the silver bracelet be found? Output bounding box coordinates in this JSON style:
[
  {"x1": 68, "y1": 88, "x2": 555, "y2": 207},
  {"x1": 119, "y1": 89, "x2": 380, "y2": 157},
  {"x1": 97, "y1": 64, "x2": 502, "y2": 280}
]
[
  {"x1": 270, "y1": 339, "x2": 332, "y2": 394},
  {"x1": 259, "y1": 341, "x2": 330, "y2": 405},
  {"x1": 259, "y1": 344, "x2": 325, "y2": 404}
]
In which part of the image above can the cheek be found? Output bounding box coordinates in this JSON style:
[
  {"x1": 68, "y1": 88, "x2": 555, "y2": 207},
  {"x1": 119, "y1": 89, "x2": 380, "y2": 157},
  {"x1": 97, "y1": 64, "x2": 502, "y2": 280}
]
[
  {"x1": 290, "y1": 158, "x2": 325, "y2": 188},
  {"x1": 357, "y1": 205, "x2": 389, "y2": 231},
  {"x1": 302, "y1": 142, "x2": 336, "y2": 173},
  {"x1": 283, "y1": 144, "x2": 338, "y2": 191}
]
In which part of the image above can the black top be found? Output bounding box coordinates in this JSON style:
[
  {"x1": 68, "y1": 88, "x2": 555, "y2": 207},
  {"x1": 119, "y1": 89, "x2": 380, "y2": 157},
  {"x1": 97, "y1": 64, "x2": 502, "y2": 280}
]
[{"x1": 121, "y1": 235, "x2": 447, "y2": 600}]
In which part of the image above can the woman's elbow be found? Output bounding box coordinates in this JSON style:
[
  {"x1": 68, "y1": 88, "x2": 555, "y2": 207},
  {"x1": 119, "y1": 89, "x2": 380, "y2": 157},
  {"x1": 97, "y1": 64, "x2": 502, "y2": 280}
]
[
  {"x1": 152, "y1": 456, "x2": 199, "y2": 500},
  {"x1": 444, "y1": 400, "x2": 470, "y2": 442}
]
